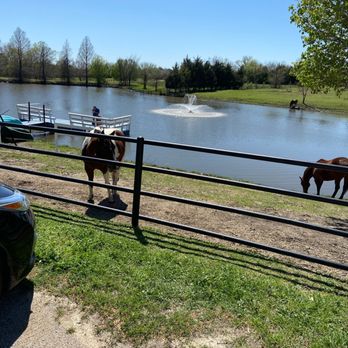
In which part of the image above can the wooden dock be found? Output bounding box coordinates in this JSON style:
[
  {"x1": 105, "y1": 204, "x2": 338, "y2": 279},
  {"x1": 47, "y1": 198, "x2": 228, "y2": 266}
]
[{"x1": 17, "y1": 103, "x2": 131, "y2": 136}]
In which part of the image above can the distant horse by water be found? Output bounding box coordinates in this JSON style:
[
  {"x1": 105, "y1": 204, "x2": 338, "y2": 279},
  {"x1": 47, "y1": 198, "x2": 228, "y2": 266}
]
[
  {"x1": 82, "y1": 127, "x2": 126, "y2": 203},
  {"x1": 299, "y1": 157, "x2": 348, "y2": 199}
]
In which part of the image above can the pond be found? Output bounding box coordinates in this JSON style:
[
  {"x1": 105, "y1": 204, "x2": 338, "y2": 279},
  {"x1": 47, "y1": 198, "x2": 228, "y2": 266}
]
[{"x1": 1, "y1": 83, "x2": 348, "y2": 195}]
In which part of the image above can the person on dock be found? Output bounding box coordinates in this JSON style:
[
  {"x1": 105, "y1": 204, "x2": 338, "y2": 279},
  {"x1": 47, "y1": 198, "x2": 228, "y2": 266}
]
[{"x1": 92, "y1": 106, "x2": 101, "y2": 126}]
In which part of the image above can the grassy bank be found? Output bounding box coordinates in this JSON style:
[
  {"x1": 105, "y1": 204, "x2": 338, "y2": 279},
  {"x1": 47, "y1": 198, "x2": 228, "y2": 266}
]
[
  {"x1": 31, "y1": 205, "x2": 348, "y2": 347},
  {"x1": 197, "y1": 87, "x2": 348, "y2": 116}
]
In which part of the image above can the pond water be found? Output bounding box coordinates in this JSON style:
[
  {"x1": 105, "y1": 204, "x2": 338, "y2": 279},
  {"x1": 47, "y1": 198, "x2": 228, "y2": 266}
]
[{"x1": 1, "y1": 83, "x2": 348, "y2": 195}]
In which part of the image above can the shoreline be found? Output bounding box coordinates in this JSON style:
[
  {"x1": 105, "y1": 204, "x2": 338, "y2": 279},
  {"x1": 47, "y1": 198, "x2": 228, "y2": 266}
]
[{"x1": 1, "y1": 79, "x2": 347, "y2": 117}]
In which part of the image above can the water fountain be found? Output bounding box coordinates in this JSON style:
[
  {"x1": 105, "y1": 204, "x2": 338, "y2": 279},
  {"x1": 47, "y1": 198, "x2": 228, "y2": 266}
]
[{"x1": 152, "y1": 94, "x2": 224, "y2": 117}]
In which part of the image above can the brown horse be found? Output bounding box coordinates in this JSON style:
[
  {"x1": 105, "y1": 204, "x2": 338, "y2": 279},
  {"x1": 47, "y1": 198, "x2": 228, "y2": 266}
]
[
  {"x1": 82, "y1": 127, "x2": 126, "y2": 203},
  {"x1": 299, "y1": 157, "x2": 348, "y2": 199}
]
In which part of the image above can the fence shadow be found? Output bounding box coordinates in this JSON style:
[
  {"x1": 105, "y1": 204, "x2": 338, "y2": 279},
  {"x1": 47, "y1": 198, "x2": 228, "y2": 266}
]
[{"x1": 34, "y1": 206, "x2": 348, "y2": 297}]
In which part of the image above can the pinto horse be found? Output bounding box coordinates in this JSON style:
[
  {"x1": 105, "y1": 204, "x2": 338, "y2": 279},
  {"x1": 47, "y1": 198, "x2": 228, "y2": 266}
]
[
  {"x1": 82, "y1": 127, "x2": 126, "y2": 203},
  {"x1": 299, "y1": 157, "x2": 348, "y2": 199}
]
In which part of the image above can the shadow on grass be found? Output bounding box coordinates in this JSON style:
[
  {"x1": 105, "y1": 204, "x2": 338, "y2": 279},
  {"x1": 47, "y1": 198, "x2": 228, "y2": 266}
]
[
  {"x1": 0, "y1": 280, "x2": 34, "y2": 348},
  {"x1": 85, "y1": 196, "x2": 128, "y2": 220},
  {"x1": 33, "y1": 205, "x2": 348, "y2": 297}
]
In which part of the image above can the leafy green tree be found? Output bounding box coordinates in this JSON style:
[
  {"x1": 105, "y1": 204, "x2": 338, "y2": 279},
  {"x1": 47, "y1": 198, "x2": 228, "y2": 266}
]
[
  {"x1": 153, "y1": 67, "x2": 169, "y2": 92},
  {"x1": 237, "y1": 56, "x2": 269, "y2": 85},
  {"x1": 165, "y1": 63, "x2": 183, "y2": 92},
  {"x1": 191, "y1": 57, "x2": 205, "y2": 90},
  {"x1": 290, "y1": 0, "x2": 348, "y2": 94},
  {"x1": 267, "y1": 63, "x2": 289, "y2": 88},
  {"x1": 203, "y1": 61, "x2": 217, "y2": 91},
  {"x1": 90, "y1": 56, "x2": 109, "y2": 86},
  {"x1": 30, "y1": 41, "x2": 55, "y2": 83},
  {"x1": 180, "y1": 56, "x2": 193, "y2": 91},
  {"x1": 211, "y1": 58, "x2": 241, "y2": 90},
  {"x1": 140, "y1": 62, "x2": 157, "y2": 89},
  {"x1": 112, "y1": 57, "x2": 138, "y2": 86}
]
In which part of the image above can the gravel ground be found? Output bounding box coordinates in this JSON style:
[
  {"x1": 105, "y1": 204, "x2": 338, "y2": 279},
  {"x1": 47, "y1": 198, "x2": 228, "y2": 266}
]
[{"x1": 0, "y1": 281, "x2": 111, "y2": 348}]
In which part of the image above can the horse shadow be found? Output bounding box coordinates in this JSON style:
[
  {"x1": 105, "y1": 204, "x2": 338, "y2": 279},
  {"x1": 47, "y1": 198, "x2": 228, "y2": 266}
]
[
  {"x1": 0, "y1": 280, "x2": 34, "y2": 348},
  {"x1": 85, "y1": 195, "x2": 128, "y2": 220}
]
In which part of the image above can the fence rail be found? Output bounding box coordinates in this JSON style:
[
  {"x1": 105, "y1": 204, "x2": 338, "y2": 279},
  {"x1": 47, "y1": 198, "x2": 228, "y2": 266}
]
[{"x1": 0, "y1": 122, "x2": 347, "y2": 271}]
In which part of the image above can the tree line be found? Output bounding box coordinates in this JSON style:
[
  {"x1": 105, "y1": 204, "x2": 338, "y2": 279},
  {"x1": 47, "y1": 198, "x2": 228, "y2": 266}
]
[
  {"x1": 166, "y1": 56, "x2": 296, "y2": 93},
  {"x1": 0, "y1": 27, "x2": 296, "y2": 93}
]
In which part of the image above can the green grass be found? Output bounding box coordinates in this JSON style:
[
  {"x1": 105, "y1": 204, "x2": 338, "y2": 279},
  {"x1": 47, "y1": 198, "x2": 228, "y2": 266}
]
[
  {"x1": 197, "y1": 87, "x2": 348, "y2": 116},
  {"x1": 31, "y1": 205, "x2": 348, "y2": 347}
]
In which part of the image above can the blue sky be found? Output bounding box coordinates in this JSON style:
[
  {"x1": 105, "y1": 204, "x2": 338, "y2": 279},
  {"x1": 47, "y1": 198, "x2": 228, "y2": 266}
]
[{"x1": 1, "y1": 0, "x2": 303, "y2": 68}]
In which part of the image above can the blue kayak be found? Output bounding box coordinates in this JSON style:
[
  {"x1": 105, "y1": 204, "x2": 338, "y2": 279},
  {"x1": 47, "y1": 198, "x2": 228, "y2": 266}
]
[{"x1": 0, "y1": 115, "x2": 34, "y2": 143}]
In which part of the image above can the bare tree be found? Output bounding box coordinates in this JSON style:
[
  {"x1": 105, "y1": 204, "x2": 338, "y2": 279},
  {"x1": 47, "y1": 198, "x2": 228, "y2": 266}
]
[
  {"x1": 0, "y1": 40, "x2": 7, "y2": 77},
  {"x1": 77, "y1": 36, "x2": 94, "y2": 87},
  {"x1": 59, "y1": 40, "x2": 73, "y2": 84},
  {"x1": 31, "y1": 41, "x2": 55, "y2": 83},
  {"x1": 8, "y1": 27, "x2": 30, "y2": 82}
]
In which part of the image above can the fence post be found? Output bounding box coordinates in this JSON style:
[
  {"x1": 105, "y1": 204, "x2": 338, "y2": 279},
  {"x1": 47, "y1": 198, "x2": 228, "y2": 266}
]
[
  {"x1": 28, "y1": 101, "x2": 31, "y2": 122},
  {"x1": 43, "y1": 104, "x2": 46, "y2": 124},
  {"x1": 132, "y1": 136, "x2": 144, "y2": 229}
]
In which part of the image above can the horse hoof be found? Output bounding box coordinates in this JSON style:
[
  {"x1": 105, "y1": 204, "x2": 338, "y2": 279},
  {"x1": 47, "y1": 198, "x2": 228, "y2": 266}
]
[{"x1": 88, "y1": 199, "x2": 94, "y2": 204}]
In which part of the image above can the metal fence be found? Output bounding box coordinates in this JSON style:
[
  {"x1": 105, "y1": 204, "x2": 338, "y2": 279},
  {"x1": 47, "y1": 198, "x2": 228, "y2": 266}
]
[{"x1": 0, "y1": 122, "x2": 347, "y2": 271}]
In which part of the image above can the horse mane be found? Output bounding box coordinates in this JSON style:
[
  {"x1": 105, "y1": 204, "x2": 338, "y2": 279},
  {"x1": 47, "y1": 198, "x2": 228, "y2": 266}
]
[{"x1": 302, "y1": 166, "x2": 314, "y2": 182}]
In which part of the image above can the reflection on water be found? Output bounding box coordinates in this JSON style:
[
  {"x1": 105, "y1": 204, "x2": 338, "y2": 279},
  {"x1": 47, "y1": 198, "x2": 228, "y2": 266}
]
[{"x1": 1, "y1": 83, "x2": 348, "y2": 195}]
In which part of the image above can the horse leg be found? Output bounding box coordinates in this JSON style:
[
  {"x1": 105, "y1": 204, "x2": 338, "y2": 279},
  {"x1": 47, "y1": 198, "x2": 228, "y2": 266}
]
[
  {"x1": 85, "y1": 165, "x2": 95, "y2": 203},
  {"x1": 339, "y1": 177, "x2": 348, "y2": 199},
  {"x1": 315, "y1": 178, "x2": 323, "y2": 195},
  {"x1": 331, "y1": 178, "x2": 341, "y2": 198},
  {"x1": 103, "y1": 171, "x2": 113, "y2": 202},
  {"x1": 111, "y1": 168, "x2": 120, "y2": 199}
]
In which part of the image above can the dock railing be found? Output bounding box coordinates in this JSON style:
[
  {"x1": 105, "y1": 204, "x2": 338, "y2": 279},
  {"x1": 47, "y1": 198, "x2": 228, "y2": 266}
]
[
  {"x1": 68, "y1": 112, "x2": 131, "y2": 134},
  {"x1": 17, "y1": 103, "x2": 55, "y2": 124}
]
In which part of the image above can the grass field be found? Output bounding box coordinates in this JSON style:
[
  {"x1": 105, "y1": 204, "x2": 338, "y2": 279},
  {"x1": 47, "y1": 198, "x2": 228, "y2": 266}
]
[
  {"x1": 197, "y1": 86, "x2": 348, "y2": 116},
  {"x1": 31, "y1": 205, "x2": 348, "y2": 347}
]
